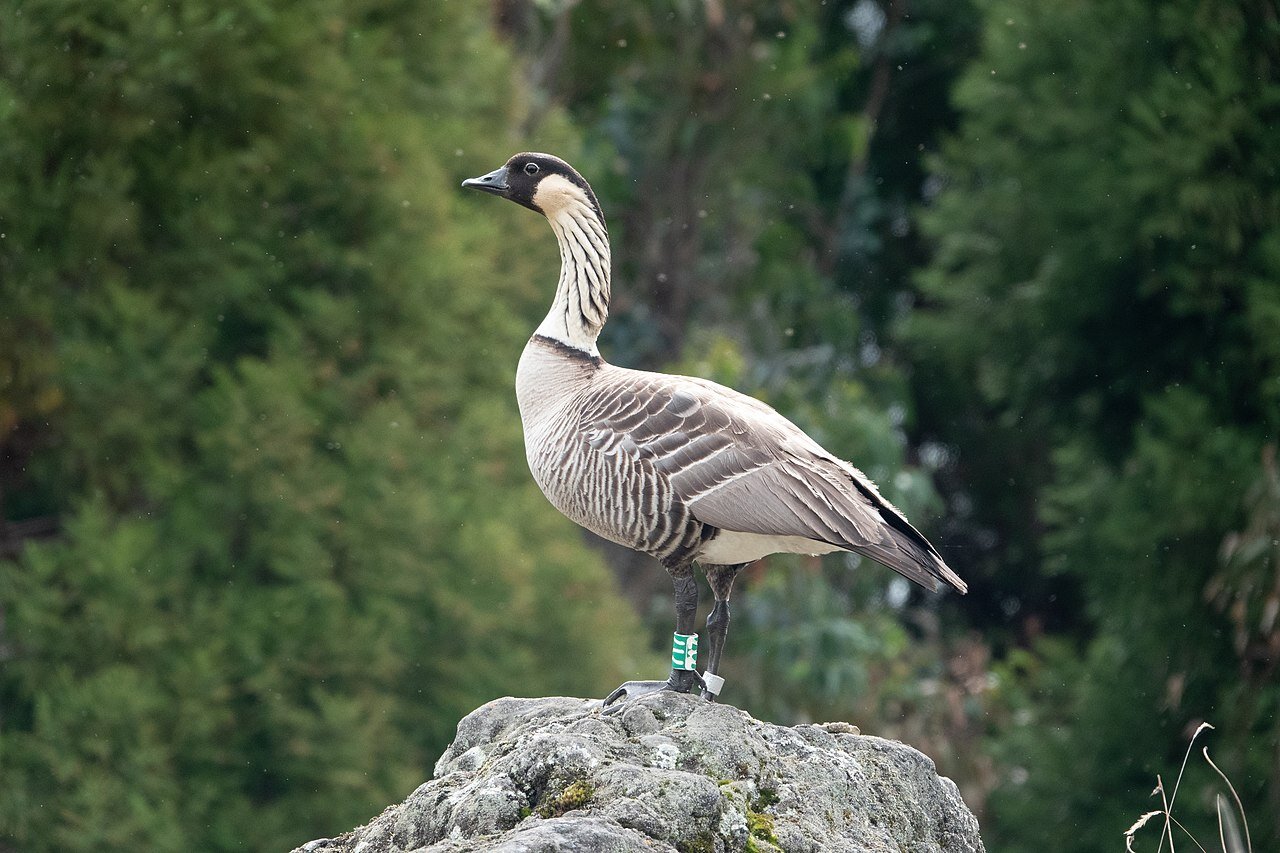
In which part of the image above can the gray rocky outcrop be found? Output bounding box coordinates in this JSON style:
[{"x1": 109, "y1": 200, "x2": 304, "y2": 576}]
[{"x1": 291, "y1": 693, "x2": 984, "y2": 853}]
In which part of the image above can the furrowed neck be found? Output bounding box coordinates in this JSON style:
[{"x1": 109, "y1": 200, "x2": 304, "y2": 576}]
[{"x1": 534, "y1": 199, "x2": 610, "y2": 355}]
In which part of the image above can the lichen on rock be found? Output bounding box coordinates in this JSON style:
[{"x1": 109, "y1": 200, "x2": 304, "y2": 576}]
[{"x1": 292, "y1": 693, "x2": 984, "y2": 853}]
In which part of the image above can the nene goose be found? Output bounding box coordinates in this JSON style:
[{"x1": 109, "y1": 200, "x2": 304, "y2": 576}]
[{"x1": 463, "y1": 153, "x2": 966, "y2": 707}]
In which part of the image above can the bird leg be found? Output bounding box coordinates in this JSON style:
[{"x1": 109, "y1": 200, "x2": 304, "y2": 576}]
[
  {"x1": 603, "y1": 568, "x2": 704, "y2": 709},
  {"x1": 699, "y1": 563, "x2": 748, "y2": 702}
]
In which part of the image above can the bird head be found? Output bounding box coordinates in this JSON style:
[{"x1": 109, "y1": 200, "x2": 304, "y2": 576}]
[{"x1": 462, "y1": 152, "x2": 604, "y2": 224}]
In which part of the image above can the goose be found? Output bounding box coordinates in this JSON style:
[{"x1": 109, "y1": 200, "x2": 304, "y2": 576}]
[{"x1": 462, "y1": 153, "x2": 966, "y2": 707}]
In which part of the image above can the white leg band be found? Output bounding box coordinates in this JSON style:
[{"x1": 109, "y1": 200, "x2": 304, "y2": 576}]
[{"x1": 702, "y1": 672, "x2": 725, "y2": 696}]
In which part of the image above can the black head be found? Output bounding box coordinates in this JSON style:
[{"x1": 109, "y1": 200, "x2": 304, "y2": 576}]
[{"x1": 462, "y1": 152, "x2": 604, "y2": 223}]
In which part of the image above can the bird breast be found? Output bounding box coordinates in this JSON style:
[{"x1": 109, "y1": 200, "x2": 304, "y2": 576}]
[{"x1": 516, "y1": 338, "x2": 692, "y2": 559}]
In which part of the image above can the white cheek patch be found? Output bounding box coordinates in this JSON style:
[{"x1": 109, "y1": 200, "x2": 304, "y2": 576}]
[{"x1": 532, "y1": 174, "x2": 591, "y2": 217}]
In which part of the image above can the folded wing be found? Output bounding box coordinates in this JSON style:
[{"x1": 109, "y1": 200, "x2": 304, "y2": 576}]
[{"x1": 578, "y1": 370, "x2": 967, "y2": 593}]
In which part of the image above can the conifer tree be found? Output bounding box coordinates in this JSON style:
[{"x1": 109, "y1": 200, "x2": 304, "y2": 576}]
[
  {"x1": 910, "y1": 0, "x2": 1280, "y2": 846},
  {"x1": 0, "y1": 2, "x2": 645, "y2": 849}
]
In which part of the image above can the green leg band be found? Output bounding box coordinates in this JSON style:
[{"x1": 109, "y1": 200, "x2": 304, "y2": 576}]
[{"x1": 671, "y1": 632, "x2": 698, "y2": 671}]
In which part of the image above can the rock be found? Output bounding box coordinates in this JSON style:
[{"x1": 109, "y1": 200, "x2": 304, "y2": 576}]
[{"x1": 290, "y1": 694, "x2": 984, "y2": 853}]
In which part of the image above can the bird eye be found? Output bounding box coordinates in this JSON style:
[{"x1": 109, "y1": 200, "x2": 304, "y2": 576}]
[{"x1": 524, "y1": 162, "x2": 540, "y2": 176}]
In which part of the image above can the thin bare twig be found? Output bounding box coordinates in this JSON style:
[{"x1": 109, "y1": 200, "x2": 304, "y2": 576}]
[
  {"x1": 1169, "y1": 723, "x2": 1216, "y2": 813},
  {"x1": 1167, "y1": 813, "x2": 1211, "y2": 853},
  {"x1": 1203, "y1": 748, "x2": 1252, "y2": 853},
  {"x1": 1156, "y1": 774, "x2": 1175, "y2": 853},
  {"x1": 1127, "y1": 722, "x2": 1253, "y2": 853},
  {"x1": 1159, "y1": 722, "x2": 1215, "y2": 853},
  {"x1": 1217, "y1": 795, "x2": 1229, "y2": 853}
]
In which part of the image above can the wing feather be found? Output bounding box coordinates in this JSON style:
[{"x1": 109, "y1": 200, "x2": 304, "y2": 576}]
[{"x1": 577, "y1": 367, "x2": 966, "y2": 592}]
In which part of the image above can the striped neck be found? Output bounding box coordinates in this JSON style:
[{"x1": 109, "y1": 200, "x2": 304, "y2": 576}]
[{"x1": 534, "y1": 182, "x2": 611, "y2": 355}]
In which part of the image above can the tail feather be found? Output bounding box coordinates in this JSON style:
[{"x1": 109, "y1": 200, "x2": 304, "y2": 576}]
[
  {"x1": 843, "y1": 472, "x2": 967, "y2": 594},
  {"x1": 859, "y1": 535, "x2": 967, "y2": 594}
]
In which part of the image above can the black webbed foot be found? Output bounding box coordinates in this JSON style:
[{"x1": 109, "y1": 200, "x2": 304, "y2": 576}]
[
  {"x1": 601, "y1": 680, "x2": 669, "y2": 711},
  {"x1": 602, "y1": 670, "x2": 706, "y2": 713}
]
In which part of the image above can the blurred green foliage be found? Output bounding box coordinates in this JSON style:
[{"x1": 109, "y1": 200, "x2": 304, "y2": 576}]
[
  {"x1": 0, "y1": 1, "x2": 647, "y2": 849},
  {"x1": 908, "y1": 0, "x2": 1280, "y2": 847},
  {"x1": 2, "y1": 0, "x2": 1277, "y2": 851}
]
